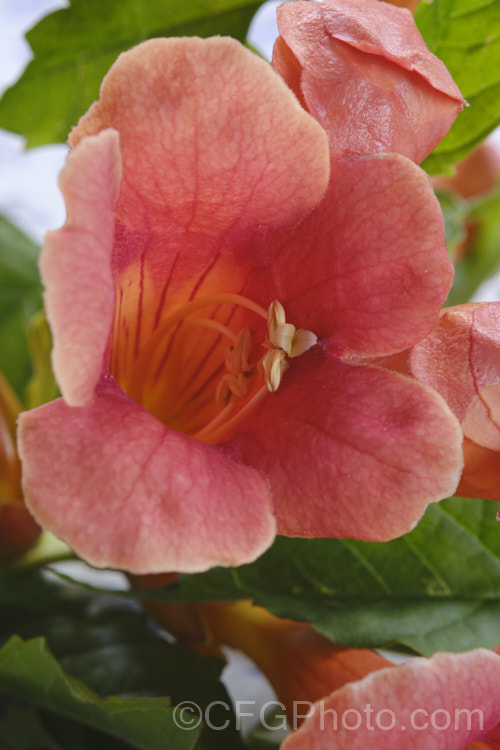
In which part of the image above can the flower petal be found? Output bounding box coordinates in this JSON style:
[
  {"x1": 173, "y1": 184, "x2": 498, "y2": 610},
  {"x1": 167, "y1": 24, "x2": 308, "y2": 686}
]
[
  {"x1": 282, "y1": 650, "x2": 500, "y2": 749},
  {"x1": 273, "y1": 0, "x2": 464, "y2": 162},
  {"x1": 199, "y1": 601, "x2": 391, "y2": 722},
  {"x1": 410, "y1": 304, "x2": 500, "y2": 450},
  {"x1": 41, "y1": 129, "x2": 121, "y2": 405},
  {"x1": 224, "y1": 350, "x2": 463, "y2": 541},
  {"x1": 66, "y1": 37, "x2": 329, "y2": 394},
  {"x1": 243, "y1": 152, "x2": 453, "y2": 357},
  {"x1": 457, "y1": 438, "x2": 500, "y2": 502},
  {"x1": 18, "y1": 378, "x2": 276, "y2": 573},
  {"x1": 70, "y1": 36, "x2": 329, "y2": 239}
]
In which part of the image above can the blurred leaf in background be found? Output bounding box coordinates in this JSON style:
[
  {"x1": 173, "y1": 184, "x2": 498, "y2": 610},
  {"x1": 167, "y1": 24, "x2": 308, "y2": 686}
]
[
  {"x1": 434, "y1": 140, "x2": 500, "y2": 304},
  {"x1": 0, "y1": 0, "x2": 267, "y2": 147},
  {"x1": 147, "y1": 497, "x2": 500, "y2": 657},
  {"x1": 0, "y1": 636, "x2": 199, "y2": 750},
  {"x1": 447, "y1": 186, "x2": 500, "y2": 304},
  {"x1": 0, "y1": 567, "x2": 243, "y2": 750},
  {"x1": 436, "y1": 187, "x2": 469, "y2": 261},
  {"x1": 25, "y1": 310, "x2": 59, "y2": 409},
  {"x1": 0, "y1": 216, "x2": 42, "y2": 399}
]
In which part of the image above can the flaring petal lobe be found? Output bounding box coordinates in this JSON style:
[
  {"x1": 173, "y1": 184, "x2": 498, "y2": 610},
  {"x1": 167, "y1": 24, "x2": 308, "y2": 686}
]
[
  {"x1": 18, "y1": 379, "x2": 276, "y2": 573},
  {"x1": 457, "y1": 438, "x2": 500, "y2": 502},
  {"x1": 41, "y1": 130, "x2": 121, "y2": 405},
  {"x1": 243, "y1": 152, "x2": 453, "y2": 356},
  {"x1": 410, "y1": 304, "x2": 500, "y2": 450},
  {"x1": 70, "y1": 37, "x2": 330, "y2": 240},
  {"x1": 282, "y1": 650, "x2": 500, "y2": 749},
  {"x1": 224, "y1": 350, "x2": 463, "y2": 541}
]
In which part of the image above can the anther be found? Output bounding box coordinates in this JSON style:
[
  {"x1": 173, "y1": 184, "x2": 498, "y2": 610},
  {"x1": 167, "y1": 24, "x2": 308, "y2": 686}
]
[
  {"x1": 262, "y1": 349, "x2": 289, "y2": 393},
  {"x1": 262, "y1": 300, "x2": 317, "y2": 392}
]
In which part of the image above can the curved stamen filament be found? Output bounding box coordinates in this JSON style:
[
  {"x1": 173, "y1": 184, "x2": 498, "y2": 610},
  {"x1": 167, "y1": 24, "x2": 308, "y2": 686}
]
[
  {"x1": 116, "y1": 293, "x2": 314, "y2": 445},
  {"x1": 193, "y1": 400, "x2": 237, "y2": 442},
  {"x1": 129, "y1": 293, "x2": 268, "y2": 396},
  {"x1": 150, "y1": 387, "x2": 216, "y2": 428},
  {"x1": 160, "y1": 316, "x2": 237, "y2": 402},
  {"x1": 161, "y1": 321, "x2": 235, "y2": 411},
  {"x1": 195, "y1": 385, "x2": 268, "y2": 444},
  {"x1": 179, "y1": 317, "x2": 237, "y2": 344},
  {"x1": 143, "y1": 293, "x2": 266, "y2": 359}
]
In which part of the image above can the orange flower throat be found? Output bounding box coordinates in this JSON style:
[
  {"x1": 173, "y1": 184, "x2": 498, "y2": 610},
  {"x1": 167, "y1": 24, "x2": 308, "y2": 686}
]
[{"x1": 112, "y1": 293, "x2": 317, "y2": 444}]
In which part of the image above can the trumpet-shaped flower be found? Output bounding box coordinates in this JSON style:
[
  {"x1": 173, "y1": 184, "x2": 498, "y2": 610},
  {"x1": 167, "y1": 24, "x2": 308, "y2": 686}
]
[
  {"x1": 409, "y1": 304, "x2": 500, "y2": 501},
  {"x1": 151, "y1": 599, "x2": 500, "y2": 747},
  {"x1": 273, "y1": 0, "x2": 465, "y2": 163},
  {"x1": 283, "y1": 645, "x2": 500, "y2": 749},
  {"x1": 19, "y1": 37, "x2": 463, "y2": 573},
  {"x1": 198, "y1": 601, "x2": 390, "y2": 723},
  {"x1": 375, "y1": 303, "x2": 500, "y2": 501}
]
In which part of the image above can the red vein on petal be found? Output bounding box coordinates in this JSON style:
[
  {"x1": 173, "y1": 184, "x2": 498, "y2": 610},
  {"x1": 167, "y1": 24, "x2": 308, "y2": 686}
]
[
  {"x1": 134, "y1": 250, "x2": 146, "y2": 358},
  {"x1": 153, "y1": 251, "x2": 180, "y2": 331},
  {"x1": 152, "y1": 253, "x2": 222, "y2": 384}
]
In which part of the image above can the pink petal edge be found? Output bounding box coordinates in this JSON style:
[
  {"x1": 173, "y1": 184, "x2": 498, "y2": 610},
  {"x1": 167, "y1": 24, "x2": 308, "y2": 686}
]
[
  {"x1": 41, "y1": 130, "x2": 121, "y2": 405},
  {"x1": 282, "y1": 649, "x2": 500, "y2": 749},
  {"x1": 18, "y1": 378, "x2": 276, "y2": 573},
  {"x1": 225, "y1": 351, "x2": 463, "y2": 541}
]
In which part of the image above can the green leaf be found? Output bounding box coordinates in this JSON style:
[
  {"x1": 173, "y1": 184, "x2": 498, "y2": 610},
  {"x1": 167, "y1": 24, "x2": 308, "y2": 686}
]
[
  {"x1": 25, "y1": 311, "x2": 60, "y2": 409},
  {"x1": 0, "y1": 0, "x2": 266, "y2": 147},
  {"x1": 150, "y1": 497, "x2": 500, "y2": 656},
  {"x1": 0, "y1": 696, "x2": 133, "y2": 750},
  {"x1": 0, "y1": 216, "x2": 42, "y2": 398},
  {"x1": 0, "y1": 697, "x2": 65, "y2": 750},
  {"x1": 0, "y1": 636, "x2": 198, "y2": 750},
  {"x1": 0, "y1": 568, "x2": 242, "y2": 750},
  {"x1": 446, "y1": 186, "x2": 500, "y2": 304},
  {"x1": 417, "y1": 0, "x2": 500, "y2": 174},
  {"x1": 436, "y1": 188, "x2": 469, "y2": 264}
]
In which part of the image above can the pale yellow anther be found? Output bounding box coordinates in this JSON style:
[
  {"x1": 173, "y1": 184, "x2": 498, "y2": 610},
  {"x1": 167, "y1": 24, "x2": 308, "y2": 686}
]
[
  {"x1": 290, "y1": 328, "x2": 318, "y2": 358},
  {"x1": 262, "y1": 348, "x2": 289, "y2": 393},
  {"x1": 268, "y1": 300, "x2": 287, "y2": 331},
  {"x1": 217, "y1": 298, "x2": 317, "y2": 411},
  {"x1": 268, "y1": 300, "x2": 295, "y2": 354},
  {"x1": 267, "y1": 300, "x2": 317, "y2": 360},
  {"x1": 272, "y1": 322, "x2": 296, "y2": 356}
]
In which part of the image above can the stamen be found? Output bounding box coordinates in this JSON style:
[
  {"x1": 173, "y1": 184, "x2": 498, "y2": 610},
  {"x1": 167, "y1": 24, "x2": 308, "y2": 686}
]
[
  {"x1": 266, "y1": 299, "x2": 317, "y2": 361},
  {"x1": 226, "y1": 329, "x2": 253, "y2": 375},
  {"x1": 261, "y1": 300, "x2": 317, "y2": 392},
  {"x1": 195, "y1": 385, "x2": 268, "y2": 444},
  {"x1": 290, "y1": 328, "x2": 318, "y2": 358},
  {"x1": 215, "y1": 329, "x2": 256, "y2": 405},
  {"x1": 117, "y1": 291, "x2": 317, "y2": 446},
  {"x1": 141, "y1": 292, "x2": 267, "y2": 362},
  {"x1": 262, "y1": 349, "x2": 288, "y2": 393},
  {"x1": 181, "y1": 317, "x2": 237, "y2": 343},
  {"x1": 129, "y1": 293, "x2": 268, "y2": 397},
  {"x1": 193, "y1": 400, "x2": 236, "y2": 442}
]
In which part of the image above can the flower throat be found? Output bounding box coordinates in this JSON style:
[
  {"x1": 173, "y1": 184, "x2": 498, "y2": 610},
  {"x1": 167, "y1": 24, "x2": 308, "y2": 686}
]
[{"x1": 118, "y1": 294, "x2": 317, "y2": 444}]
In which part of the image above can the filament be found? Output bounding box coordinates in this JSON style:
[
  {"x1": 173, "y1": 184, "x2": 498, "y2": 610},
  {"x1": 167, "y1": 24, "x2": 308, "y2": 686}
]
[{"x1": 196, "y1": 386, "x2": 268, "y2": 444}]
